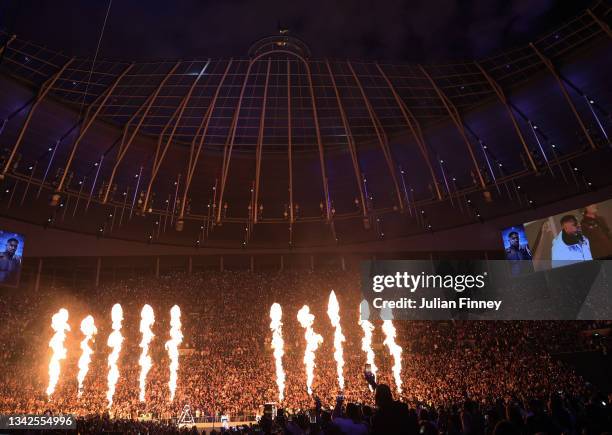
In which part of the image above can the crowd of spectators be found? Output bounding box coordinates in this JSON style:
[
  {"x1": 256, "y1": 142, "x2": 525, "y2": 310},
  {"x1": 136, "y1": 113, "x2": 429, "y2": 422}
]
[{"x1": 0, "y1": 270, "x2": 610, "y2": 434}]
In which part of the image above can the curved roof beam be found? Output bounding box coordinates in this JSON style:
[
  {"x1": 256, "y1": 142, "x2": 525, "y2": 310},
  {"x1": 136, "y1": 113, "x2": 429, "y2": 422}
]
[
  {"x1": 54, "y1": 62, "x2": 135, "y2": 195},
  {"x1": 326, "y1": 60, "x2": 368, "y2": 219},
  {"x1": 530, "y1": 42, "x2": 596, "y2": 150},
  {"x1": 141, "y1": 60, "x2": 211, "y2": 213},
  {"x1": 102, "y1": 61, "x2": 181, "y2": 203},
  {"x1": 1, "y1": 57, "x2": 75, "y2": 180},
  {"x1": 252, "y1": 59, "x2": 272, "y2": 224},
  {"x1": 418, "y1": 64, "x2": 487, "y2": 191},
  {"x1": 216, "y1": 49, "x2": 332, "y2": 223},
  {"x1": 347, "y1": 61, "x2": 404, "y2": 211},
  {"x1": 177, "y1": 60, "x2": 234, "y2": 228},
  {"x1": 375, "y1": 63, "x2": 442, "y2": 201}
]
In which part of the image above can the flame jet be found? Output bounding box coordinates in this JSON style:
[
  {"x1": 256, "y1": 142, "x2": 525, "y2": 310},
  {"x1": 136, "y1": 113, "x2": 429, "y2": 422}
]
[
  {"x1": 165, "y1": 305, "x2": 183, "y2": 401},
  {"x1": 382, "y1": 320, "x2": 402, "y2": 393},
  {"x1": 46, "y1": 308, "x2": 70, "y2": 398},
  {"x1": 297, "y1": 305, "x2": 323, "y2": 395},
  {"x1": 269, "y1": 303, "x2": 286, "y2": 402},
  {"x1": 358, "y1": 300, "x2": 377, "y2": 389},
  {"x1": 77, "y1": 315, "x2": 97, "y2": 397},
  {"x1": 106, "y1": 304, "x2": 124, "y2": 408},
  {"x1": 139, "y1": 304, "x2": 155, "y2": 402},
  {"x1": 327, "y1": 291, "x2": 346, "y2": 391}
]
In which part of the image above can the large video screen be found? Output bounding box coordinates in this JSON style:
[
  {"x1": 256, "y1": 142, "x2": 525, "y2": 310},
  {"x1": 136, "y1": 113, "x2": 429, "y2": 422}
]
[
  {"x1": 502, "y1": 198, "x2": 612, "y2": 271},
  {"x1": 0, "y1": 230, "x2": 25, "y2": 287}
]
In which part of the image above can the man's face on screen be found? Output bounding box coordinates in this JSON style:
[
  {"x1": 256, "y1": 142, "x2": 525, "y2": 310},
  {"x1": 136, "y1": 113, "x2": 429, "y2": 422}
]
[
  {"x1": 509, "y1": 233, "x2": 519, "y2": 248},
  {"x1": 6, "y1": 241, "x2": 17, "y2": 255},
  {"x1": 562, "y1": 220, "x2": 579, "y2": 235}
]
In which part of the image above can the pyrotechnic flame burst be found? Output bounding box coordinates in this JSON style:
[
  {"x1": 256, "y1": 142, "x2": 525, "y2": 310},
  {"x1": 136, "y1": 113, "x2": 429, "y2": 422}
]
[
  {"x1": 106, "y1": 303, "x2": 124, "y2": 408},
  {"x1": 138, "y1": 304, "x2": 155, "y2": 402},
  {"x1": 327, "y1": 291, "x2": 345, "y2": 391},
  {"x1": 165, "y1": 305, "x2": 183, "y2": 401},
  {"x1": 46, "y1": 308, "x2": 70, "y2": 399},
  {"x1": 358, "y1": 301, "x2": 377, "y2": 389},
  {"x1": 297, "y1": 305, "x2": 323, "y2": 395},
  {"x1": 269, "y1": 303, "x2": 286, "y2": 402},
  {"x1": 382, "y1": 319, "x2": 403, "y2": 393},
  {"x1": 77, "y1": 315, "x2": 97, "y2": 397},
  {"x1": 43, "y1": 300, "x2": 400, "y2": 406}
]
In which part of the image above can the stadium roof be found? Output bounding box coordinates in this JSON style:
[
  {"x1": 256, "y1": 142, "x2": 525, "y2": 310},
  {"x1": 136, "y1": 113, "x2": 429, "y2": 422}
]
[{"x1": 0, "y1": 2, "x2": 610, "y2": 248}]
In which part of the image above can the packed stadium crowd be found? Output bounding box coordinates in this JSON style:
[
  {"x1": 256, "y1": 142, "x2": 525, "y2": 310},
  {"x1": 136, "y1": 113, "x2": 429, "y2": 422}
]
[{"x1": 0, "y1": 270, "x2": 610, "y2": 434}]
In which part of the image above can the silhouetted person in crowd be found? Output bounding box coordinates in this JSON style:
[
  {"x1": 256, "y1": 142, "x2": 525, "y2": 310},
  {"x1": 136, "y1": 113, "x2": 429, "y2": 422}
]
[
  {"x1": 370, "y1": 384, "x2": 411, "y2": 435},
  {"x1": 505, "y1": 403, "x2": 525, "y2": 435},
  {"x1": 461, "y1": 400, "x2": 485, "y2": 435},
  {"x1": 332, "y1": 401, "x2": 368, "y2": 435},
  {"x1": 492, "y1": 420, "x2": 519, "y2": 435},
  {"x1": 525, "y1": 399, "x2": 558, "y2": 435},
  {"x1": 548, "y1": 393, "x2": 572, "y2": 434}
]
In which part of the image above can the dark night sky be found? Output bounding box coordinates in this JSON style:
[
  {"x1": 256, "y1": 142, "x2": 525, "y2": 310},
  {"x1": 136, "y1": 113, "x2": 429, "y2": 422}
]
[{"x1": 0, "y1": 0, "x2": 593, "y2": 62}]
